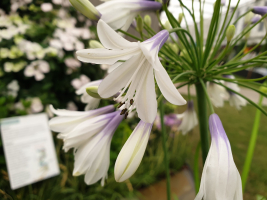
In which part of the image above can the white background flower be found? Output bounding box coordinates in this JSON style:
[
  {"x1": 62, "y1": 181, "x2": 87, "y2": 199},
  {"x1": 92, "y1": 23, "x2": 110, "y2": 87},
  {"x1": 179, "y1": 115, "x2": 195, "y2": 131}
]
[{"x1": 24, "y1": 60, "x2": 50, "y2": 81}]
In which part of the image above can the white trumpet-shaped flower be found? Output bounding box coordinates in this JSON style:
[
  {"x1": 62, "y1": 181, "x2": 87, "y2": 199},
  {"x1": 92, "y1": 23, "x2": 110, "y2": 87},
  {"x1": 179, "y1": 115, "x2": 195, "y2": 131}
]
[
  {"x1": 49, "y1": 104, "x2": 115, "y2": 133},
  {"x1": 177, "y1": 100, "x2": 198, "y2": 135},
  {"x1": 76, "y1": 20, "x2": 186, "y2": 123},
  {"x1": 76, "y1": 79, "x2": 102, "y2": 110},
  {"x1": 70, "y1": 0, "x2": 162, "y2": 31},
  {"x1": 207, "y1": 81, "x2": 228, "y2": 107},
  {"x1": 114, "y1": 120, "x2": 152, "y2": 182},
  {"x1": 72, "y1": 111, "x2": 123, "y2": 185},
  {"x1": 195, "y1": 114, "x2": 243, "y2": 200}
]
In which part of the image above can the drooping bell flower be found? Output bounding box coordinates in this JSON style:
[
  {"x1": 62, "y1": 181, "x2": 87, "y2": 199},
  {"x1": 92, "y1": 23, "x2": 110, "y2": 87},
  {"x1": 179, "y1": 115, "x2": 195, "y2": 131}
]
[
  {"x1": 223, "y1": 75, "x2": 247, "y2": 110},
  {"x1": 69, "y1": 0, "x2": 162, "y2": 31},
  {"x1": 76, "y1": 20, "x2": 186, "y2": 123},
  {"x1": 72, "y1": 111, "x2": 123, "y2": 186},
  {"x1": 195, "y1": 114, "x2": 243, "y2": 200},
  {"x1": 207, "y1": 81, "x2": 228, "y2": 107},
  {"x1": 49, "y1": 105, "x2": 124, "y2": 185},
  {"x1": 114, "y1": 120, "x2": 152, "y2": 182},
  {"x1": 177, "y1": 100, "x2": 198, "y2": 135}
]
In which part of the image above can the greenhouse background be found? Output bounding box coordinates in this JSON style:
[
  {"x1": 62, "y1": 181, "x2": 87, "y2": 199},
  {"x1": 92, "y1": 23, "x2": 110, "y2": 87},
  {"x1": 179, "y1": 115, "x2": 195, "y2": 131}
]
[{"x1": 0, "y1": 0, "x2": 267, "y2": 200}]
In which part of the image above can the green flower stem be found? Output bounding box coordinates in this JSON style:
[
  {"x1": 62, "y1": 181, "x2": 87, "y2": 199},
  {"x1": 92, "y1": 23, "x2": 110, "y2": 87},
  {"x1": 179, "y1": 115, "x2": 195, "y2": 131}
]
[
  {"x1": 160, "y1": 99, "x2": 171, "y2": 200},
  {"x1": 195, "y1": 82, "x2": 210, "y2": 164},
  {"x1": 241, "y1": 95, "x2": 264, "y2": 191},
  {"x1": 199, "y1": 79, "x2": 215, "y2": 114},
  {"x1": 117, "y1": 29, "x2": 142, "y2": 41},
  {"x1": 194, "y1": 142, "x2": 201, "y2": 193}
]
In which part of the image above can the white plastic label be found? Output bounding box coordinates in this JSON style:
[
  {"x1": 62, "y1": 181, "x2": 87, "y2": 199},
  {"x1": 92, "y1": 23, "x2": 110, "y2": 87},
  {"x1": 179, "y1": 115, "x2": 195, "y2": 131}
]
[{"x1": 0, "y1": 113, "x2": 60, "y2": 190}]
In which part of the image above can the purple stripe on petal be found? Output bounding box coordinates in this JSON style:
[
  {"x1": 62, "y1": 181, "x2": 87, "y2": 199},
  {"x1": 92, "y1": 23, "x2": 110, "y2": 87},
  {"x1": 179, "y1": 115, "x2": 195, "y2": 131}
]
[
  {"x1": 209, "y1": 114, "x2": 230, "y2": 147},
  {"x1": 102, "y1": 111, "x2": 124, "y2": 137},
  {"x1": 145, "y1": 30, "x2": 169, "y2": 51},
  {"x1": 89, "y1": 105, "x2": 115, "y2": 116},
  {"x1": 253, "y1": 6, "x2": 267, "y2": 16},
  {"x1": 251, "y1": 16, "x2": 261, "y2": 24},
  {"x1": 136, "y1": 1, "x2": 162, "y2": 11}
]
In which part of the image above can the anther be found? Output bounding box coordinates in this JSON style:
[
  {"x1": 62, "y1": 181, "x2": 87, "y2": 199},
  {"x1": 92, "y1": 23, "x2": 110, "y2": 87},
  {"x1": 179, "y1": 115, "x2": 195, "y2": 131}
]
[
  {"x1": 124, "y1": 112, "x2": 128, "y2": 119},
  {"x1": 130, "y1": 99, "x2": 134, "y2": 105},
  {"x1": 118, "y1": 102, "x2": 125, "y2": 108},
  {"x1": 120, "y1": 108, "x2": 127, "y2": 115}
]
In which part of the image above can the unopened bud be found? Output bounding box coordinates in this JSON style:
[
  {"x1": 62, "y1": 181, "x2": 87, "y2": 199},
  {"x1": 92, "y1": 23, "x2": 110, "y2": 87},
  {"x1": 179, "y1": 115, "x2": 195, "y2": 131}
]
[
  {"x1": 136, "y1": 16, "x2": 143, "y2": 33},
  {"x1": 178, "y1": 13, "x2": 184, "y2": 24},
  {"x1": 244, "y1": 12, "x2": 254, "y2": 26},
  {"x1": 164, "y1": 20, "x2": 172, "y2": 31},
  {"x1": 86, "y1": 86, "x2": 101, "y2": 98},
  {"x1": 69, "y1": 0, "x2": 101, "y2": 21},
  {"x1": 226, "y1": 25, "x2": 235, "y2": 43},
  {"x1": 89, "y1": 40, "x2": 104, "y2": 48},
  {"x1": 169, "y1": 43, "x2": 179, "y2": 54},
  {"x1": 144, "y1": 15, "x2": 151, "y2": 27}
]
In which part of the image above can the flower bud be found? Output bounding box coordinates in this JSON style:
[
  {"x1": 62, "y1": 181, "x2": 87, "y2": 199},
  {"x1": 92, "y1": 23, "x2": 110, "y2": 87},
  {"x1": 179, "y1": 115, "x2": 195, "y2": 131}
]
[
  {"x1": 86, "y1": 86, "x2": 101, "y2": 99},
  {"x1": 144, "y1": 15, "x2": 151, "y2": 27},
  {"x1": 69, "y1": 0, "x2": 101, "y2": 21},
  {"x1": 226, "y1": 25, "x2": 235, "y2": 43},
  {"x1": 164, "y1": 20, "x2": 172, "y2": 31},
  {"x1": 178, "y1": 13, "x2": 184, "y2": 24},
  {"x1": 89, "y1": 40, "x2": 104, "y2": 48},
  {"x1": 169, "y1": 43, "x2": 179, "y2": 54},
  {"x1": 136, "y1": 16, "x2": 143, "y2": 33},
  {"x1": 244, "y1": 12, "x2": 254, "y2": 26}
]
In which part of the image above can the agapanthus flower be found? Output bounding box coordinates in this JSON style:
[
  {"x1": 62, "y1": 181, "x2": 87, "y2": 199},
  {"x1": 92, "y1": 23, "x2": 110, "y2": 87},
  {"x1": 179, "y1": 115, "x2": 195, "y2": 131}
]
[
  {"x1": 207, "y1": 81, "x2": 227, "y2": 107},
  {"x1": 223, "y1": 75, "x2": 247, "y2": 110},
  {"x1": 76, "y1": 20, "x2": 186, "y2": 123},
  {"x1": 69, "y1": 0, "x2": 162, "y2": 31},
  {"x1": 24, "y1": 60, "x2": 50, "y2": 81},
  {"x1": 177, "y1": 100, "x2": 198, "y2": 135},
  {"x1": 115, "y1": 120, "x2": 153, "y2": 182},
  {"x1": 252, "y1": 6, "x2": 267, "y2": 30},
  {"x1": 49, "y1": 105, "x2": 123, "y2": 185},
  {"x1": 195, "y1": 114, "x2": 243, "y2": 200},
  {"x1": 76, "y1": 80, "x2": 102, "y2": 110}
]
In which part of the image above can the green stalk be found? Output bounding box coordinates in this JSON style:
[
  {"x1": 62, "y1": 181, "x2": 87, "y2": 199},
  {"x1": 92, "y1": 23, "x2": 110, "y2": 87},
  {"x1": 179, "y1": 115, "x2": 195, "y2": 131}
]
[
  {"x1": 160, "y1": 99, "x2": 171, "y2": 200},
  {"x1": 195, "y1": 82, "x2": 210, "y2": 163},
  {"x1": 194, "y1": 142, "x2": 201, "y2": 193},
  {"x1": 241, "y1": 95, "x2": 264, "y2": 191}
]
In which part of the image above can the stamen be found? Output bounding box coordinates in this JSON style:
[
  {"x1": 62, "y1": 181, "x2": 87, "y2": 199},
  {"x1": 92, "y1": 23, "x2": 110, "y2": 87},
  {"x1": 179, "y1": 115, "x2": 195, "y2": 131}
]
[
  {"x1": 130, "y1": 99, "x2": 134, "y2": 105},
  {"x1": 124, "y1": 112, "x2": 128, "y2": 119},
  {"x1": 120, "y1": 108, "x2": 127, "y2": 115},
  {"x1": 118, "y1": 102, "x2": 125, "y2": 108}
]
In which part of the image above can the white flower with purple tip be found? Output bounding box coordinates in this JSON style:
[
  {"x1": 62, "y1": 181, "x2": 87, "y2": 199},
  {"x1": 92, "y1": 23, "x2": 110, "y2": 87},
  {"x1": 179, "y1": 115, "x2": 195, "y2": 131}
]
[
  {"x1": 195, "y1": 114, "x2": 243, "y2": 200},
  {"x1": 76, "y1": 20, "x2": 186, "y2": 123},
  {"x1": 177, "y1": 100, "x2": 198, "y2": 135},
  {"x1": 252, "y1": 6, "x2": 267, "y2": 30},
  {"x1": 115, "y1": 120, "x2": 153, "y2": 182},
  {"x1": 49, "y1": 105, "x2": 123, "y2": 185},
  {"x1": 70, "y1": 0, "x2": 162, "y2": 31},
  {"x1": 73, "y1": 111, "x2": 123, "y2": 186}
]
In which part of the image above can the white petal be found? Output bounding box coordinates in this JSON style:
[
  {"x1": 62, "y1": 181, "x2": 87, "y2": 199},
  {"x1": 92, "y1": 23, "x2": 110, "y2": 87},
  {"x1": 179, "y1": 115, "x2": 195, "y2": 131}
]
[
  {"x1": 98, "y1": 53, "x2": 142, "y2": 98},
  {"x1": 135, "y1": 63, "x2": 157, "y2": 123},
  {"x1": 115, "y1": 121, "x2": 152, "y2": 182},
  {"x1": 76, "y1": 47, "x2": 140, "y2": 65},
  {"x1": 97, "y1": 19, "x2": 137, "y2": 49},
  {"x1": 154, "y1": 59, "x2": 186, "y2": 105},
  {"x1": 107, "y1": 61, "x2": 123, "y2": 74}
]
